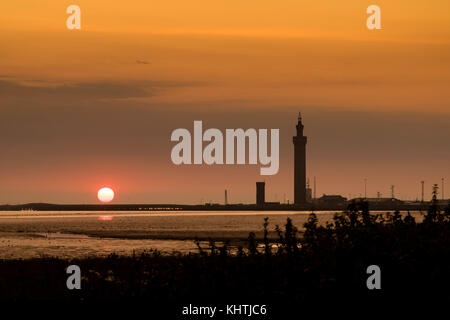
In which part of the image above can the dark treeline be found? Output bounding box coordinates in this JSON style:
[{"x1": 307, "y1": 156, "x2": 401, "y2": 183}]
[{"x1": 0, "y1": 193, "x2": 449, "y2": 312}]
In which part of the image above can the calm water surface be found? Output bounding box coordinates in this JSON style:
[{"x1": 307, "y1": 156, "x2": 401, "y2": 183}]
[{"x1": 0, "y1": 210, "x2": 424, "y2": 259}]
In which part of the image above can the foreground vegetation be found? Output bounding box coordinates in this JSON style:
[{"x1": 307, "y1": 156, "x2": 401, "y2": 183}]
[{"x1": 0, "y1": 193, "x2": 449, "y2": 309}]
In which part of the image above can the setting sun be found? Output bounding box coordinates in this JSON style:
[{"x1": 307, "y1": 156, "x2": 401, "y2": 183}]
[{"x1": 97, "y1": 187, "x2": 115, "y2": 203}]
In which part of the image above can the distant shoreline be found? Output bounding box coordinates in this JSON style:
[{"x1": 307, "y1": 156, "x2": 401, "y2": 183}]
[
  {"x1": 0, "y1": 201, "x2": 442, "y2": 212},
  {"x1": 0, "y1": 230, "x2": 281, "y2": 242},
  {"x1": 53, "y1": 230, "x2": 286, "y2": 242}
]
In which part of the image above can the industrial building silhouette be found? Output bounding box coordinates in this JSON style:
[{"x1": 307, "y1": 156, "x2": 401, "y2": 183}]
[{"x1": 256, "y1": 182, "x2": 265, "y2": 207}]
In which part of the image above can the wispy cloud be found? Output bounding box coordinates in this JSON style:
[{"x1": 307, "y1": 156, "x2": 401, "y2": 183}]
[{"x1": 0, "y1": 79, "x2": 206, "y2": 101}]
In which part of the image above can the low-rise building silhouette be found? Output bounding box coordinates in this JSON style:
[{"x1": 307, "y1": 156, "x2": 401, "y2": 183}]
[{"x1": 318, "y1": 194, "x2": 347, "y2": 206}]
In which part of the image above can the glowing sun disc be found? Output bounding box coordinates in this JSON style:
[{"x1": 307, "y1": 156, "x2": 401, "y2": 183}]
[{"x1": 97, "y1": 187, "x2": 115, "y2": 203}]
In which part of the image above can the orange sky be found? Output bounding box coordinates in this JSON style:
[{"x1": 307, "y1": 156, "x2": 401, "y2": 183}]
[{"x1": 0, "y1": 1, "x2": 449, "y2": 203}]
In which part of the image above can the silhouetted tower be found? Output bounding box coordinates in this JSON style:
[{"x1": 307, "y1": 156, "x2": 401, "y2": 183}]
[
  {"x1": 421, "y1": 181, "x2": 425, "y2": 202},
  {"x1": 313, "y1": 176, "x2": 317, "y2": 201},
  {"x1": 364, "y1": 178, "x2": 367, "y2": 198},
  {"x1": 391, "y1": 185, "x2": 395, "y2": 199},
  {"x1": 293, "y1": 113, "x2": 307, "y2": 204},
  {"x1": 256, "y1": 182, "x2": 265, "y2": 207},
  {"x1": 224, "y1": 190, "x2": 228, "y2": 205}
]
